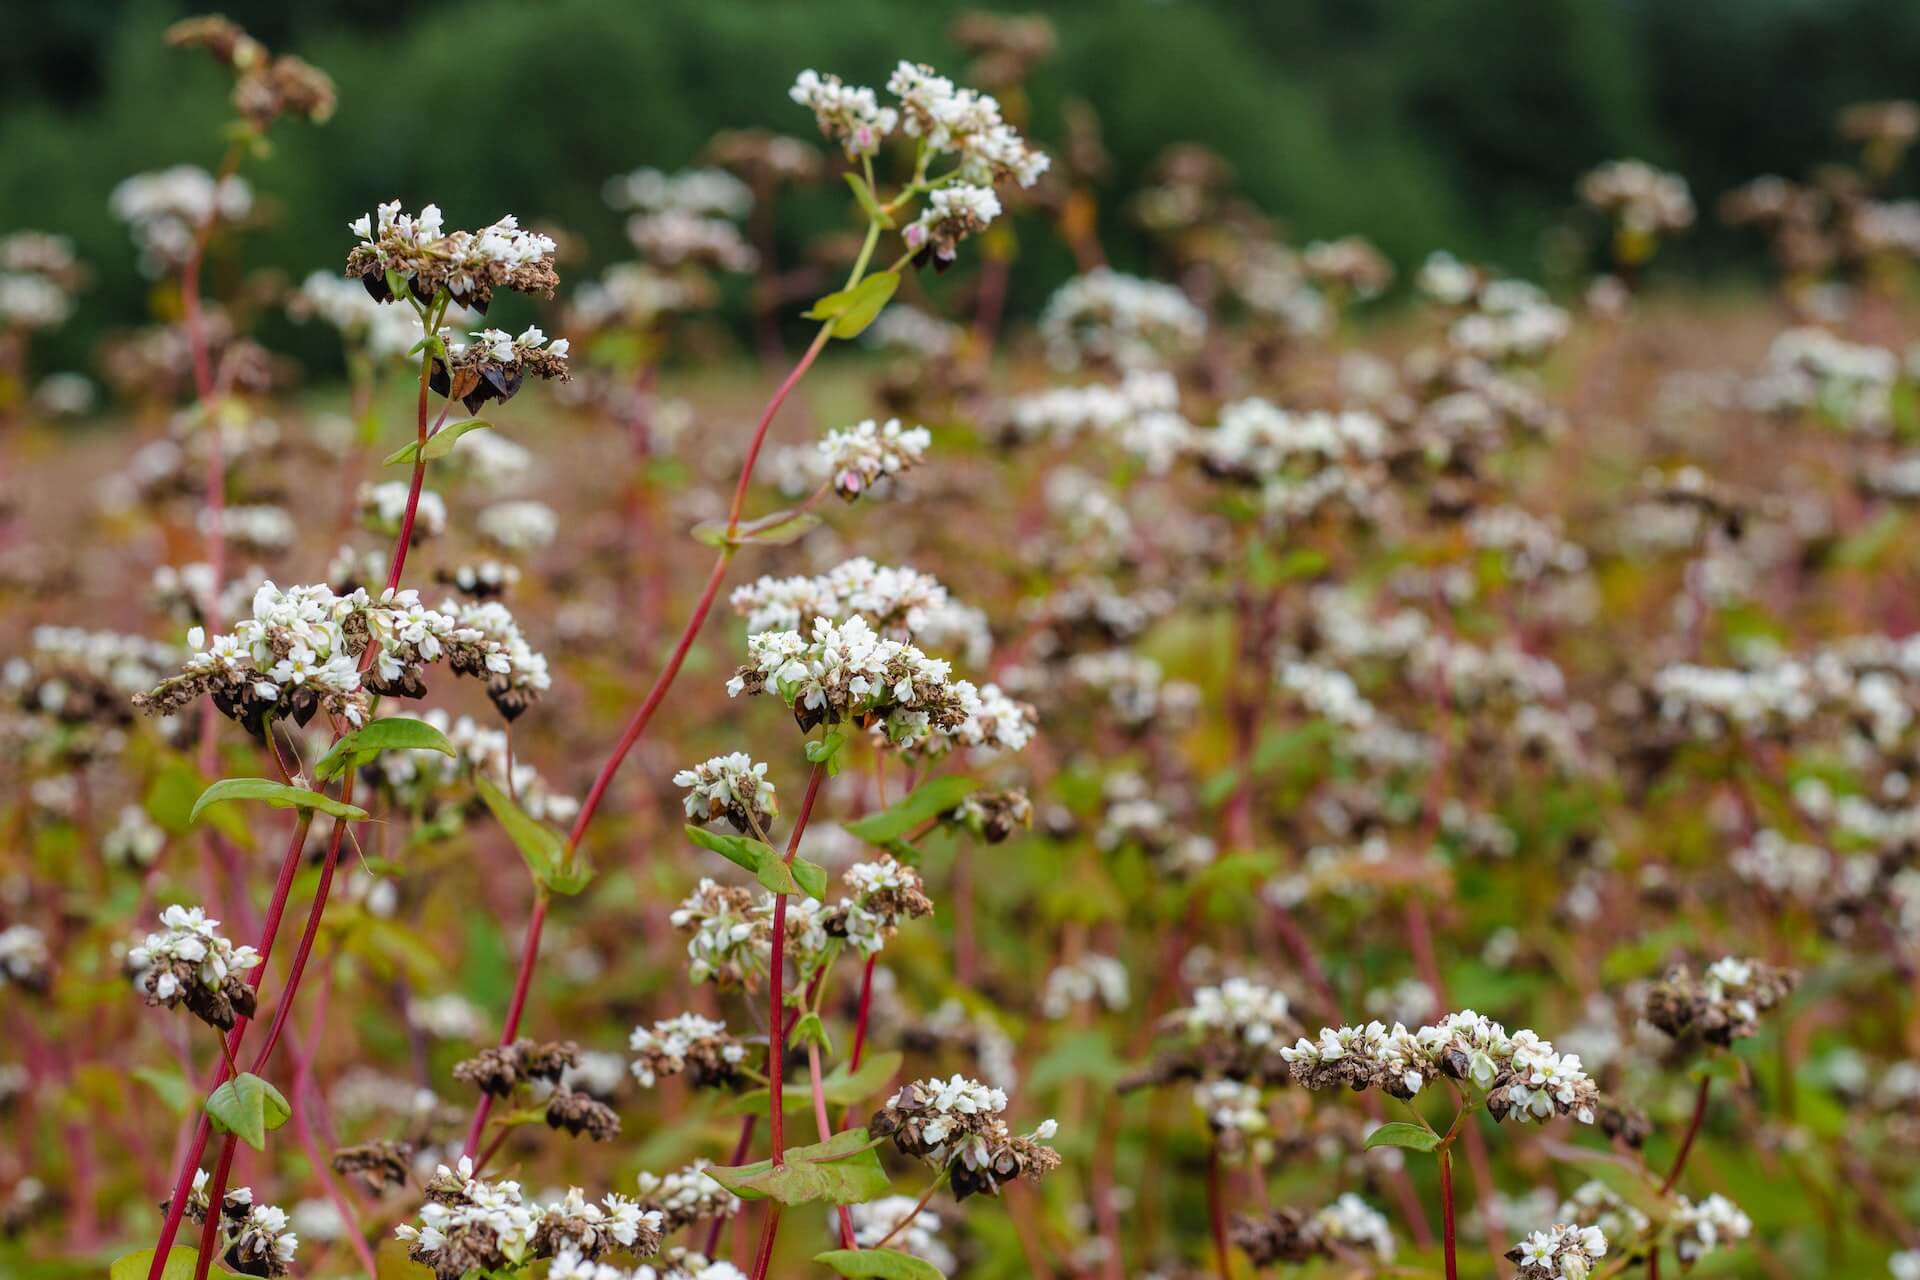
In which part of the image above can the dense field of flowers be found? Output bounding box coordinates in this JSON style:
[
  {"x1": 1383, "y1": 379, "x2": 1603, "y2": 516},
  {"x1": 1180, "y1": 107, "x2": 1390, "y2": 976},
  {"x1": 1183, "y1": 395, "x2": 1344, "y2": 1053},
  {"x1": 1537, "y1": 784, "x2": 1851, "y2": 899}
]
[{"x1": 6, "y1": 15, "x2": 1920, "y2": 1280}]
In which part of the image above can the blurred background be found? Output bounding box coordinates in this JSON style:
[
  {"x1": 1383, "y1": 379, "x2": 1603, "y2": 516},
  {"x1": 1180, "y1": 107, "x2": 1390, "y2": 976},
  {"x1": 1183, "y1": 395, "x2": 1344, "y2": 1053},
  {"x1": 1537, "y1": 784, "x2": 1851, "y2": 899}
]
[{"x1": 6, "y1": 0, "x2": 1920, "y2": 374}]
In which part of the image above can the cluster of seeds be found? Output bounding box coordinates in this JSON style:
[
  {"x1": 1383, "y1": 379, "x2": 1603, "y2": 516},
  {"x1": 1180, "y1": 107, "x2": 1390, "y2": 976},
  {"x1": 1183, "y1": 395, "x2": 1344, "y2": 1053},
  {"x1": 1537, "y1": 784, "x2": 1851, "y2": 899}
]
[
  {"x1": 869, "y1": 1075, "x2": 1062, "y2": 1199},
  {"x1": 1645, "y1": 956, "x2": 1798, "y2": 1048}
]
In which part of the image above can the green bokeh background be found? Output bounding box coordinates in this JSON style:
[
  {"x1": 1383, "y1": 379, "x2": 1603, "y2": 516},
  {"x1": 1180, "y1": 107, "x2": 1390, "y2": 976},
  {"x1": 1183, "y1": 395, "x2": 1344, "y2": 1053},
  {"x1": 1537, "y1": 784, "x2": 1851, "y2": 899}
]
[{"x1": 5, "y1": 0, "x2": 1918, "y2": 372}]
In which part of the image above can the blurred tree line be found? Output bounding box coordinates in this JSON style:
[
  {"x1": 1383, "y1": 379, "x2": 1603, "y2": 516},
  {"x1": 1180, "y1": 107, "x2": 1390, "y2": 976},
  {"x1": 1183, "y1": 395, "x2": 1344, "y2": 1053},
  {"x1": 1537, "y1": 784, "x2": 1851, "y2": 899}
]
[{"x1": 3, "y1": 0, "x2": 1917, "y2": 376}]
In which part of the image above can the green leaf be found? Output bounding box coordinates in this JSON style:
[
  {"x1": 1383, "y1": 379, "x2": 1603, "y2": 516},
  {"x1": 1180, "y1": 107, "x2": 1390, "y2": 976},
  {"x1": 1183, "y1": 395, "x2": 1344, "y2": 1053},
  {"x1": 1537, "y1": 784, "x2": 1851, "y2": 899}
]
[
  {"x1": 205, "y1": 1071, "x2": 291, "y2": 1151},
  {"x1": 729, "y1": 1050, "x2": 905, "y2": 1117},
  {"x1": 791, "y1": 857, "x2": 829, "y2": 900},
  {"x1": 683, "y1": 824, "x2": 825, "y2": 900},
  {"x1": 383, "y1": 417, "x2": 494, "y2": 466},
  {"x1": 1363, "y1": 1121, "x2": 1441, "y2": 1153},
  {"x1": 191, "y1": 778, "x2": 368, "y2": 825},
  {"x1": 148, "y1": 761, "x2": 250, "y2": 845},
  {"x1": 112, "y1": 1248, "x2": 242, "y2": 1280},
  {"x1": 314, "y1": 716, "x2": 457, "y2": 782},
  {"x1": 691, "y1": 508, "x2": 822, "y2": 549},
  {"x1": 805, "y1": 728, "x2": 849, "y2": 775},
  {"x1": 815, "y1": 1248, "x2": 944, "y2": 1280},
  {"x1": 844, "y1": 777, "x2": 976, "y2": 844},
  {"x1": 133, "y1": 1065, "x2": 193, "y2": 1115},
  {"x1": 478, "y1": 776, "x2": 593, "y2": 894},
  {"x1": 841, "y1": 173, "x2": 898, "y2": 230},
  {"x1": 704, "y1": 1128, "x2": 890, "y2": 1206},
  {"x1": 827, "y1": 271, "x2": 900, "y2": 339}
]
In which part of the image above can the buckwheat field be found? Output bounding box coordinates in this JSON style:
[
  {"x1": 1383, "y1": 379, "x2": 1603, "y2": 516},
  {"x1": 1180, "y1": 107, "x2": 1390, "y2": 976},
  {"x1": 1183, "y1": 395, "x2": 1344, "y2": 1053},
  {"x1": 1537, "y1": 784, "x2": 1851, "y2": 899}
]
[{"x1": 7, "y1": 8, "x2": 1920, "y2": 1280}]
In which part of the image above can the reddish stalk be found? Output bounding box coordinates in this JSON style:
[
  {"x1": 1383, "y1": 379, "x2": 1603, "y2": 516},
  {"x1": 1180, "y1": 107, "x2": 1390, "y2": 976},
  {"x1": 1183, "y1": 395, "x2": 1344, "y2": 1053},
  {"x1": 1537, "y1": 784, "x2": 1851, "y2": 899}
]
[
  {"x1": 146, "y1": 811, "x2": 313, "y2": 1280},
  {"x1": 1660, "y1": 1076, "x2": 1711, "y2": 1194},
  {"x1": 1440, "y1": 1146, "x2": 1459, "y2": 1280},
  {"x1": 704, "y1": 1116, "x2": 757, "y2": 1257},
  {"x1": 462, "y1": 889, "x2": 550, "y2": 1161},
  {"x1": 848, "y1": 953, "x2": 878, "y2": 1070},
  {"x1": 744, "y1": 762, "x2": 829, "y2": 1280},
  {"x1": 725, "y1": 327, "x2": 832, "y2": 536},
  {"x1": 1206, "y1": 1143, "x2": 1232, "y2": 1280},
  {"x1": 809, "y1": 1041, "x2": 857, "y2": 1249}
]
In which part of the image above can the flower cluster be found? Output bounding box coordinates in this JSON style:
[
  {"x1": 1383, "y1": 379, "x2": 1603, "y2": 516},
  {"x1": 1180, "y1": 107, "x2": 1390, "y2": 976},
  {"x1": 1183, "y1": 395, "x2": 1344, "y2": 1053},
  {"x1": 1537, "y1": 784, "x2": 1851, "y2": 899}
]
[
  {"x1": 439, "y1": 598, "x2": 552, "y2": 719},
  {"x1": 1038, "y1": 268, "x2": 1207, "y2": 370},
  {"x1": 627, "y1": 1013, "x2": 748, "y2": 1090},
  {"x1": 109, "y1": 166, "x2": 253, "y2": 275},
  {"x1": 347, "y1": 203, "x2": 559, "y2": 312},
  {"x1": 822, "y1": 855, "x2": 936, "y2": 954},
  {"x1": 0, "y1": 925, "x2": 51, "y2": 994},
  {"x1": 165, "y1": 15, "x2": 336, "y2": 128},
  {"x1": 789, "y1": 70, "x2": 899, "y2": 159},
  {"x1": 869, "y1": 1075, "x2": 1061, "y2": 1199},
  {"x1": 726, "y1": 614, "x2": 979, "y2": 745},
  {"x1": 433, "y1": 326, "x2": 571, "y2": 415},
  {"x1": 452, "y1": 1037, "x2": 578, "y2": 1098},
  {"x1": 818, "y1": 417, "x2": 933, "y2": 500},
  {"x1": 1195, "y1": 1079, "x2": 1273, "y2": 1164},
  {"x1": 1672, "y1": 1193, "x2": 1753, "y2": 1266},
  {"x1": 674, "y1": 753, "x2": 778, "y2": 833},
  {"x1": 885, "y1": 60, "x2": 1050, "y2": 186},
  {"x1": 1230, "y1": 1193, "x2": 1396, "y2": 1266},
  {"x1": 1508, "y1": 1224, "x2": 1608, "y2": 1279},
  {"x1": 127, "y1": 904, "x2": 262, "y2": 1030},
  {"x1": 843, "y1": 1197, "x2": 955, "y2": 1272},
  {"x1": 395, "y1": 1158, "x2": 661, "y2": 1280},
  {"x1": 1580, "y1": 159, "x2": 1695, "y2": 236},
  {"x1": 1281, "y1": 1010, "x2": 1600, "y2": 1123},
  {"x1": 635, "y1": 1163, "x2": 741, "y2": 1234},
  {"x1": 1152, "y1": 978, "x2": 1303, "y2": 1085},
  {"x1": 1645, "y1": 957, "x2": 1797, "y2": 1048},
  {"x1": 670, "y1": 879, "x2": 766, "y2": 987},
  {"x1": 904, "y1": 183, "x2": 1002, "y2": 264}
]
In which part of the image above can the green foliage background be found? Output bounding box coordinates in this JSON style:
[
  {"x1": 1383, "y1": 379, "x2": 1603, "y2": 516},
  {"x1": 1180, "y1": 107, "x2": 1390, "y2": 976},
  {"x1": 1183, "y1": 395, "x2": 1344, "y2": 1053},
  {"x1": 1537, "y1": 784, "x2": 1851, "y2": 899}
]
[{"x1": 5, "y1": 0, "x2": 1919, "y2": 370}]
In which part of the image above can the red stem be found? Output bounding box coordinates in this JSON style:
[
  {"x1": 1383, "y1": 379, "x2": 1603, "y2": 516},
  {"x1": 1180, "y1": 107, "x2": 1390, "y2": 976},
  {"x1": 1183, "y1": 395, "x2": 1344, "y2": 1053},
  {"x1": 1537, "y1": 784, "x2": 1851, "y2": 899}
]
[
  {"x1": 809, "y1": 1041, "x2": 857, "y2": 1249},
  {"x1": 848, "y1": 954, "x2": 877, "y2": 1070},
  {"x1": 1660, "y1": 1076, "x2": 1711, "y2": 1194},
  {"x1": 1441, "y1": 1147, "x2": 1459, "y2": 1280},
  {"x1": 1207, "y1": 1144, "x2": 1231, "y2": 1280},
  {"x1": 725, "y1": 327, "x2": 830, "y2": 535},
  {"x1": 462, "y1": 891, "x2": 550, "y2": 1161},
  {"x1": 746, "y1": 1204, "x2": 782, "y2": 1280},
  {"x1": 704, "y1": 1116, "x2": 757, "y2": 1257},
  {"x1": 766, "y1": 764, "x2": 828, "y2": 1165}
]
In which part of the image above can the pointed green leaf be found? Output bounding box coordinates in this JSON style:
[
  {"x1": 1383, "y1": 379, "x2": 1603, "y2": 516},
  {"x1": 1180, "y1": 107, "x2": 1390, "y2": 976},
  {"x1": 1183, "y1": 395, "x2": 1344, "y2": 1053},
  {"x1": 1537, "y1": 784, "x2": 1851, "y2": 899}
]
[
  {"x1": 825, "y1": 271, "x2": 900, "y2": 339},
  {"x1": 704, "y1": 1128, "x2": 890, "y2": 1205},
  {"x1": 792, "y1": 1012, "x2": 833, "y2": 1055},
  {"x1": 844, "y1": 777, "x2": 976, "y2": 844},
  {"x1": 690, "y1": 508, "x2": 821, "y2": 549},
  {"x1": 1363, "y1": 1121, "x2": 1441, "y2": 1153},
  {"x1": 815, "y1": 1248, "x2": 945, "y2": 1280},
  {"x1": 384, "y1": 418, "x2": 494, "y2": 466},
  {"x1": 686, "y1": 824, "x2": 781, "y2": 873},
  {"x1": 191, "y1": 778, "x2": 367, "y2": 825},
  {"x1": 314, "y1": 716, "x2": 457, "y2": 782},
  {"x1": 728, "y1": 1051, "x2": 904, "y2": 1117},
  {"x1": 791, "y1": 857, "x2": 829, "y2": 900},
  {"x1": 479, "y1": 776, "x2": 593, "y2": 895},
  {"x1": 205, "y1": 1071, "x2": 291, "y2": 1151}
]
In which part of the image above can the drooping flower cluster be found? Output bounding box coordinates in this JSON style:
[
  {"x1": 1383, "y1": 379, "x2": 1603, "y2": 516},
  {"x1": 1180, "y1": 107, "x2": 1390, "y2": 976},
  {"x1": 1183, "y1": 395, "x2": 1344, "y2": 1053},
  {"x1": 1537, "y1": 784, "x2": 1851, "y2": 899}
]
[
  {"x1": 164, "y1": 15, "x2": 336, "y2": 129},
  {"x1": 634, "y1": 1162, "x2": 742, "y2": 1235},
  {"x1": 1281, "y1": 1010, "x2": 1600, "y2": 1123},
  {"x1": 439, "y1": 598, "x2": 552, "y2": 719},
  {"x1": 452, "y1": 1037, "x2": 578, "y2": 1098},
  {"x1": 347, "y1": 203, "x2": 559, "y2": 311},
  {"x1": 1230, "y1": 1193, "x2": 1396, "y2": 1266},
  {"x1": 904, "y1": 184, "x2": 1002, "y2": 265},
  {"x1": 1507, "y1": 1224, "x2": 1609, "y2": 1279},
  {"x1": 674, "y1": 753, "x2": 778, "y2": 833},
  {"x1": 822, "y1": 855, "x2": 936, "y2": 955},
  {"x1": 1579, "y1": 159, "x2": 1695, "y2": 236},
  {"x1": 394, "y1": 1158, "x2": 661, "y2": 1280},
  {"x1": 109, "y1": 166, "x2": 253, "y2": 275},
  {"x1": 627, "y1": 1013, "x2": 748, "y2": 1090},
  {"x1": 726, "y1": 614, "x2": 980, "y2": 746},
  {"x1": 127, "y1": 904, "x2": 262, "y2": 1030},
  {"x1": 1645, "y1": 957, "x2": 1797, "y2": 1049},
  {"x1": 1671, "y1": 1193, "x2": 1754, "y2": 1266},
  {"x1": 870, "y1": 1075, "x2": 1061, "y2": 1199},
  {"x1": 433, "y1": 326, "x2": 571, "y2": 415},
  {"x1": 818, "y1": 417, "x2": 933, "y2": 500}
]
